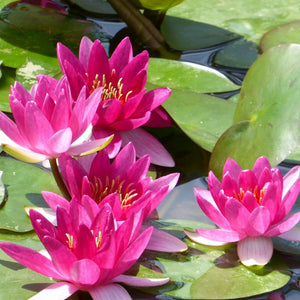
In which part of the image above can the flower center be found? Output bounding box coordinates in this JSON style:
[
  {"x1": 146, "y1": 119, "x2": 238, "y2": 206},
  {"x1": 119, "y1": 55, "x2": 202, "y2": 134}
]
[
  {"x1": 233, "y1": 186, "x2": 265, "y2": 205},
  {"x1": 65, "y1": 231, "x2": 102, "y2": 251},
  {"x1": 91, "y1": 175, "x2": 138, "y2": 209},
  {"x1": 86, "y1": 70, "x2": 133, "y2": 104}
]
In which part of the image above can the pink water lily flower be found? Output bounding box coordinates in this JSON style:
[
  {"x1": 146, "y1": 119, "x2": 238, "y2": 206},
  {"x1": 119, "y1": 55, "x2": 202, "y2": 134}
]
[
  {"x1": 57, "y1": 36, "x2": 174, "y2": 167},
  {"x1": 185, "y1": 156, "x2": 300, "y2": 266},
  {"x1": 41, "y1": 143, "x2": 187, "y2": 253},
  {"x1": 0, "y1": 75, "x2": 111, "y2": 162},
  {"x1": 0, "y1": 201, "x2": 169, "y2": 299}
]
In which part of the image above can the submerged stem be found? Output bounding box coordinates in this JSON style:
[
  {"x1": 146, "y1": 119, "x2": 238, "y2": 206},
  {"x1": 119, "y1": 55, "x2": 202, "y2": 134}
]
[
  {"x1": 107, "y1": 0, "x2": 180, "y2": 59},
  {"x1": 49, "y1": 158, "x2": 71, "y2": 201}
]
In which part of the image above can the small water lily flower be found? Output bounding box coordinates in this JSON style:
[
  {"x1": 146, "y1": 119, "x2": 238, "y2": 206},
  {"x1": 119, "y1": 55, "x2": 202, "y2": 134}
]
[
  {"x1": 41, "y1": 143, "x2": 187, "y2": 252},
  {"x1": 0, "y1": 201, "x2": 169, "y2": 299},
  {"x1": 185, "y1": 156, "x2": 300, "y2": 266},
  {"x1": 57, "y1": 36, "x2": 174, "y2": 166},
  {"x1": 0, "y1": 75, "x2": 111, "y2": 163}
]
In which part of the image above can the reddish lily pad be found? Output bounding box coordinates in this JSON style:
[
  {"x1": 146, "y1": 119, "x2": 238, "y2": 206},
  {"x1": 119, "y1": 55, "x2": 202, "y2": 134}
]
[
  {"x1": 209, "y1": 44, "x2": 300, "y2": 179},
  {"x1": 260, "y1": 20, "x2": 300, "y2": 52},
  {"x1": 0, "y1": 156, "x2": 61, "y2": 232}
]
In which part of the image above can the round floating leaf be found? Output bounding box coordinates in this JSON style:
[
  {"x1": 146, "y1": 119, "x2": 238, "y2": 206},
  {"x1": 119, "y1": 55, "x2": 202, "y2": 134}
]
[
  {"x1": 161, "y1": 88, "x2": 236, "y2": 152},
  {"x1": 131, "y1": 0, "x2": 185, "y2": 11},
  {"x1": 0, "y1": 37, "x2": 60, "y2": 69},
  {"x1": 0, "y1": 231, "x2": 55, "y2": 299},
  {"x1": 16, "y1": 57, "x2": 61, "y2": 90},
  {"x1": 0, "y1": 156, "x2": 61, "y2": 232},
  {"x1": 148, "y1": 58, "x2": 240, "y2": 93},
  {"x1": 0, "y1": 66, "x2": 15, "y2": 112},
  {"x1": 67, "y1": 0, "x2": 117, "y2": 14},
  {"x1": 161, "y1": 16, "x2": 239, "y2": 50},
  {"x1": 214, "y1": 38, "x2": 259, "y2": 69},
  {"x1": 167, "y1": 0, "x2": 300, "y2": 43},
  {"x1": 210, "y1": 44, "x2": 300, "y2": 179},
  {"x1": 260, "y1": 20, "x2": 300, "y2": 52},
  {"x1": 0, "y1": 2, "x2": 108, "y2": 57}
]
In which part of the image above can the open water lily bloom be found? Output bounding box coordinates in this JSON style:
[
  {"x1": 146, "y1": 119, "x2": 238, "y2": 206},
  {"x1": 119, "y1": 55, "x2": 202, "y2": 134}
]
[
  {"x1": 185, "y1": 156, "x2": 300, "y2": 266},
  {"x1": 0, "y1": 75, "x2": 111, "y2": 163},
  {"x1": 0, "y1": 201, "x2": 169, "y2": 299},
  {"x1": 41, "y1": 143, "x2": 187, "y2": 253},
  {"x1": 57, "y1": 36, "x2": 174, "y2": 167}
]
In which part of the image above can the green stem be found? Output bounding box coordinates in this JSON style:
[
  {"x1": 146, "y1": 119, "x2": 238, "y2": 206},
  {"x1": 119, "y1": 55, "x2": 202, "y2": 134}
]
[
  {"x1": 107, "y1": 0, "x2": 180, "y2": 59},
  {"x1": 49, "y1": 158, "x2": 71, "y2": 201}
]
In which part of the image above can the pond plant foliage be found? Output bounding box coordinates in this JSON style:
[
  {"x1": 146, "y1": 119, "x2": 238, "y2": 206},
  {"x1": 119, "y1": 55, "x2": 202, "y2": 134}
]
[{"x1": 0, "y1": 0, "x2": 300, "y2": 299}]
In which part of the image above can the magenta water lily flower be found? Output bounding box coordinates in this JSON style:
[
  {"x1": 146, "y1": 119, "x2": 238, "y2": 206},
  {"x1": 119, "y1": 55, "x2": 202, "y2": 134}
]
[
  {"x1": 0, "y1": 201, "x2": 169, "y2": 299},
  {"x1": 57, "y1": 36, "x2": 174, "y2": 167},
  {"x1": 0, "y1": 75, "x2": 111, "y2": 162},
  {"x1": 185, "y1": 156, "x2": 300, "y2": 266},
  {"x1": 40, "y1": 143, "x2": 187, "y2": 253}
]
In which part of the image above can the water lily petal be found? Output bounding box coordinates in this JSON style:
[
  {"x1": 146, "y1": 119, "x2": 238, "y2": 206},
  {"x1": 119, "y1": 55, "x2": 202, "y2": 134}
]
[
  {"x1": 265, "y1": 212, "x2": 300, "y2": 236},
  {"x1": 195, "y1": 228, "x2": 245, "y2": 243},
  {"x1": 29, "y1": 282, "x2": 79, "y2": 300},
  {"x1": 237, "y1": 236, "x2": 273, "y2": 266},
  {"x1": 41, "y1": 191, "x2": 70, "y2": 212},
  {"x1": 252, "y1": 156, "x2": 272, "y2": 178},
  {"x1": 88, "y1": 283, "x2": 132, "y2": 300},
  {"x1": 120, "y1": 128, "x2": 174, "y2": 167},
  {"x1": 184, "y1": 230, "x2": 228, "y2": 246},
  {"x1": 278, "y1": 226, "x2": 300, "y2": 241},
  {"x1": 146, "y1": 227, "x2": 187, "y2": 252},
  {"x1": 246, "y1": 206, "x2": 271, "y2": 236},
  {"x1": 79, "y1": 36, "x2": 93, "y2": 71},
  {"x1": 70, "y1": 259, "x2": 100, "y2": 286},
  {"x1": 194, "y1": 188, "x2": 232, "y2": 229},
  {"x1": 0, "y1": 242, "x2": 63, "y2": 279},
  {"x1": 115, "y1": 274, "x2": 169, "y2": 287},
  {"x1": 222, "y1": 158, "x2": 242, "y2": 181},
  {"x1": 238, "y1": 169, "x2": 257, "y2": 192}
]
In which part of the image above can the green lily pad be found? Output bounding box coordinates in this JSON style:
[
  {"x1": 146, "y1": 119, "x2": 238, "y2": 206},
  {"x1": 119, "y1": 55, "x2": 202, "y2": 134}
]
[
  {"x1": 260, "y1": 20, "x2": 300, "y2": 52},
  {"x1": 0, "y1": 37, "x2": 60, "y2": 69},
  {"x1": 148, "y1": 58, "x2": 240, "y2": 93},
  {"x1": 162, "y1": 89, "x2": 236, "y2": 152},
  {"x1": 0, "y1": 231, "x2": 55, "y2": 299},
  {"x1": 214, "y1": 38, "x2": 259, "y2": 69},
  {"x1": 167, "y1": 0, "x2": 300, "y2": 43},
  {"x1": 130, "y1": 0, "x2": 185, "y2": 11},
  {"x1": 0, "y1": 2, "x2": 108, "y2": 57},
  {"x1": 0, "y1": 156, "x2": 61, "y2": 232},
  {"x1": 67, "y1": 0, "x2": 117, "y2": 14},
  {"x1": 15, "y1": 57, "x2": 61, "y2": 90},
  {"x1": 0, "y1": 66, "x2": 15, "y2": 112},
  {"x1": 140, "y1": 220, "x2": 290, "y2": 299},
  {"x1": 210, "y1": 44, "x2": 300, "y2": 179},
  {"x1": 161, "y1": 16, "x2": 239, "y2": 51}
]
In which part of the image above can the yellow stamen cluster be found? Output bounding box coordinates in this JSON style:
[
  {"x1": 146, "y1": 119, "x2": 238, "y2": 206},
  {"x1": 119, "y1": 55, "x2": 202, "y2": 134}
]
[
  {"x1": 65, "y1": 230, "x2": 103, "y2": 250},
  {"x1": 86, "y1": 70, "x2": 133, "y2": 104},
  {"x1": 91, "y1": 175, "x2": 138, "y2": 209}
]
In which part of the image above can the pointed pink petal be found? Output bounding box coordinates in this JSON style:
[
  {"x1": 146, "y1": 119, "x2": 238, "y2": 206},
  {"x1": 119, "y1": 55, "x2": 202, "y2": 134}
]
[
  {"x1": 88, "y1": 283, "x2": 132, "y2": 300},
  {"x1": 195, "y1": 228, "x2": 245, "y2": 242},
  {"x1": 120, "y1": 128, "x2": 174, "y2": 167},
  {"x1": 278, "y1": 226, "x2": 300, "y2": 241},
  {"x1": 143, "y1": 107, "x2": 173, "y2": 128},
  {"x1": 146, "y1": 227, "x2": 187, "y2": 252},
  {"x1": 242, "y1": 192, "x2": 259, "y2": 212},
  {"x1": 238, "y1": 170, "x2": 257, "y2": 191},
  {"x1": 0, "y1": 242, "x2": 64, "y2": 279},
  {"x1": 222, "y1": 158, "x2": 242, "y2": 181},
  {"x1": 115, "y1": 274, "x2": 169, "y2": 287},
  {"x1": 29, "y1": 282, "x2": 79, "y2": 300},
  {"x1": 70, "y1": 259, "x2": 100, "y2": 286},
  {"x1": 224, "y1": 197, "x2": 250, "y2": 232},
  {"x1": 237, "y1": 236, "x2": 273, "y2": 266},
  {"x1": 194, "y1": 188, "x2": 232, "y2": 229},
  {"x1": 265, "y1": 212, "x2": 300, "y2": 236},
  {"x1": 41, "y1": 191, "x2": 70, "y2": 212},
  {"x1": 252, "y1": 156, "x2": 271, "y2": 178},
  {"x1": 246, "y1": 206, "x2": 271, "y2": 236},
  {"x1": 260, "y1": 183, "x2": 278, "y2": 221},
  {"x1": 109, "y1": 37, "x2": 133, "y2": 75},
  {"x1": 148, "y1": 173, "x2": 179, "y2": 193},
  {"x1": 47, "y1": 128, "x2": 72, "y2": 155},
  {"x1": 184, "y1": 230, "x2": 228, "y2": 246},
  {"x1": 221, "y1": 172, "x2": 239, "y2": 198},
  {"x1": 67, "y1": 135, "x2": 113, "y2": 157},
  {"x1": 79, "y1": 36, "x2": 93, "y2": 71}
]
